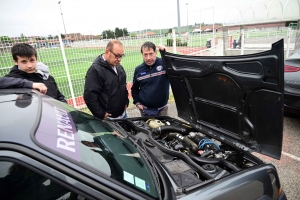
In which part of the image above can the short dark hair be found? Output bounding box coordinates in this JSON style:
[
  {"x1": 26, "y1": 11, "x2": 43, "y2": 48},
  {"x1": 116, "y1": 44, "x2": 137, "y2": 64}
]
[
  {"x1": 11, "y1": 43, "x2": 37, "y2": 61},
  {"x1": 141, "y1": 41, "x2": 156, "y2": 53}
]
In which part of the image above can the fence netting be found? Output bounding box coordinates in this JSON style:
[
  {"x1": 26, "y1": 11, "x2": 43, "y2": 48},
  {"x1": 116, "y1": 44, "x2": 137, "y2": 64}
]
[{"x1": 0, "y1": 28, "x2": 298, "y2": 110}]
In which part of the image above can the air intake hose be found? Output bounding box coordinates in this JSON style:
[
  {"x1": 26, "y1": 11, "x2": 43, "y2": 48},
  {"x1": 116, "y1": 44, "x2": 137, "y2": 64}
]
[
  {"x1": 152, "y1": 125, "x2": 192, "y2": 139},
  {"x1": 168, "y1": 133, "x2": 199, "y2": 153},
  {"x1": 190, "y1": 155, "x2": 241, "y2": 172}
]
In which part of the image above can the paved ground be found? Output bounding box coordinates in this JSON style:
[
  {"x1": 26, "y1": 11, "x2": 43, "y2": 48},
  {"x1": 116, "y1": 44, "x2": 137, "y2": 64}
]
[{"x1": 126, "y1": 102, "x2": 300, "y2": 200}]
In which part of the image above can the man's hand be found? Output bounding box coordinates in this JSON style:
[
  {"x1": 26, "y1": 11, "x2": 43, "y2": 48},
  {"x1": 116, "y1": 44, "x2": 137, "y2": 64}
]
[
  {"x1": 32, "y1": 83, "x2": 47, "y2": 94},
  {"x1": 103, "y1": 112, "x2": 112, "y2": 119},
  {"x1": 157, "y1": 45, "x2": 166, "y2": 51},
  {"x1": 137, "y1": 104, "x2": 143, "y2": 110}
]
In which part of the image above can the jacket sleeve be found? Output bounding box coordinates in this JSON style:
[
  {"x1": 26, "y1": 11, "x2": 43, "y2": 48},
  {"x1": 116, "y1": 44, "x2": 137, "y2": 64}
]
[
  {"x1": 131, "y1": 69, "x2": 140, "y2": 105},
  {"x1": 0, "y1": 77, "x2": 33, "y2": 89},
  {"x1": 121, "y1": 66, "x2": 130, "y2": 107},
  {"x1": 56, "y1": 87, "x2": 67, "y2": 103},
  {"x1": 50, "y1": 76, "x2": 67, "y2": 103},
  {"x1": 84, "y1": 67, "x2": 105, "y2": 119}
]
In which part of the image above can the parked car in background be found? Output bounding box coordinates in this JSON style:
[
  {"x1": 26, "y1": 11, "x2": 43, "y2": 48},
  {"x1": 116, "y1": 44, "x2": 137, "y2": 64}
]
[
  {"x1": 0, "y1": 40, "x2": 287, "y2": 200},
  {"x1": 284, "y1": 49, "x2": 300, "y2": 115}
]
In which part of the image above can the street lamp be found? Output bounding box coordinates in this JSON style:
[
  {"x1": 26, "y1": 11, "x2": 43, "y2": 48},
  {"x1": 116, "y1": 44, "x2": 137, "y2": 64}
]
[
  {"x1": 58, "y1": 1, "x2": 67, "y2": 36},
  {"x1": 186, "y1": 3, "x2": 189, "y2": 33}
]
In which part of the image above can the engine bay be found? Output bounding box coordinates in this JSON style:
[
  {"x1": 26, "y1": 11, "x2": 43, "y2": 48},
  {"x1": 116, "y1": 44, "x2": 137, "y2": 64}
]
[{"x1": 114, "y1": 117, "x2": 263, "y2": 194}]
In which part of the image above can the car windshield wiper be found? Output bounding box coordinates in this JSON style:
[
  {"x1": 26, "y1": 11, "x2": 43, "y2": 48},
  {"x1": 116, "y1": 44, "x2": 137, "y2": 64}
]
[
  {"x1": 132, "y1": 137, "x2": 162, "y2": 200},
  {"x1": 106, "y1": 121, "x2": 162, "y2": 199}
]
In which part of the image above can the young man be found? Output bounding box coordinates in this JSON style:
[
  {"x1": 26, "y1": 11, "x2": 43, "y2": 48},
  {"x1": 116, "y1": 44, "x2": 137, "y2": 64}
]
[
  {"x1": 84, "y1": 40, "x2": 129, "y2": 120},
  {"x1": 132, "y1": 42, "x2": 170, "y2": 116},
  {"x1": 5, "y1": 43, "x2": 66, "y2": 103},
  {"x1": 0, "y1": 77, "x2": 47, "y2": 94}
]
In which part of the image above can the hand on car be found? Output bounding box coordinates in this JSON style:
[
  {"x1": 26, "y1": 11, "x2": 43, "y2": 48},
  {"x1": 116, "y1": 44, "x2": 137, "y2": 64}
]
[
  {"x1": 137, "y1": 104, "x2": 143, "y2": 110},
  {"x1": 104, "y1": 112, "x2": 112, "y2": 119},
  {"x1": 32, "y1": 83, "x2": 47, "y2": 94},
  {"x1": 157, "y1": 45, "x2": 166, "y2": 51}
]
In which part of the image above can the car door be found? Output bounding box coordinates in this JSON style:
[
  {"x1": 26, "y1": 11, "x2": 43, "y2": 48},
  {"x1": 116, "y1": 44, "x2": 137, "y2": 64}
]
[{"x1": 0, "y1": 147, "x2": 128, "y2": 200}]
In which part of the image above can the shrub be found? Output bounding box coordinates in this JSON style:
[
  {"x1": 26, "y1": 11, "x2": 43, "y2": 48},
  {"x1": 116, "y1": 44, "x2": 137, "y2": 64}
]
[
  {"x1": 166, "y1": 39, "x2": 173, "y2": 46},
  {"x1": 166, "y1": 38, "x2": 188, "y2": 46}
]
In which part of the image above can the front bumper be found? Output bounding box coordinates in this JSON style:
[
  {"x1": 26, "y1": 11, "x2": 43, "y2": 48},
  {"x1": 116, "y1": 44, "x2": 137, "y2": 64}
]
[{"x1": 284, "y1": 85, "x2": 300, "y2": 114}]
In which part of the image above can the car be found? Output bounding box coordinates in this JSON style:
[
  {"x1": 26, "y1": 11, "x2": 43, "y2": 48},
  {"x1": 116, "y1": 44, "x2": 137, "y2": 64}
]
[
  {"x1": 0, "y1": 40, "x2": 287, "y2": 200},
  {"x1": 284, "y1": 49, "x2": 300, "y2": 115}
]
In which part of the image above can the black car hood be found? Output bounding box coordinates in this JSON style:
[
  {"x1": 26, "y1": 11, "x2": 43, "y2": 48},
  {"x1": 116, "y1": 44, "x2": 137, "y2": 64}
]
[{"x1": 161, "y1": 39, "x2": 284, "y2": 159}]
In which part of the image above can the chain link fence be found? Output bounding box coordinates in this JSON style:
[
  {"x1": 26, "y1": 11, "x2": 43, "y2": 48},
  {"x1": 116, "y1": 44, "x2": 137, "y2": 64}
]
[{"x1": 1, "y1": 28, "x2": 299, "y2": 109}]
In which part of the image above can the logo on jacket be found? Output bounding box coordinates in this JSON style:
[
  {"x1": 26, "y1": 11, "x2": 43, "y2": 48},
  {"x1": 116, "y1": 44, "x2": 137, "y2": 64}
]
[
  {"x1": 156, "y1": 65, "x2": 163, "y2": 71},
  {"x1": 140, "y1": 72, "x2": 146, "y2": 75}
]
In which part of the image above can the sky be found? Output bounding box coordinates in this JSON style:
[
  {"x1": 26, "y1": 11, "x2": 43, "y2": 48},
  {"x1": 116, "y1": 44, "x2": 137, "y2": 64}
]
[{"x1": 0, "y1": 0, "x2": 263, "y2": 37}]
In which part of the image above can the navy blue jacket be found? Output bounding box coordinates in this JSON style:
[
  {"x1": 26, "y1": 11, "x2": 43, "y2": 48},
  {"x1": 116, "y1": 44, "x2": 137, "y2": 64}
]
[{"x1": 132, "y1": 58, "x2": 169, "y2": 109}]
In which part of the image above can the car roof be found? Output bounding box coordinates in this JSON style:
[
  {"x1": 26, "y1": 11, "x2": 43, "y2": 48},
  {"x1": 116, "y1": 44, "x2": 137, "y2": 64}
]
[{"x1": 0, "y1": 89, "x2": 40, "y2": 146}]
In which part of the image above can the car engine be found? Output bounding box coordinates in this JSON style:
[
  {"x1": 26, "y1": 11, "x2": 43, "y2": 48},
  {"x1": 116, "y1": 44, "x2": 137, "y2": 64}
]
[{"x1": 115, "y1": 117, "x2": 261, "y2": 194}]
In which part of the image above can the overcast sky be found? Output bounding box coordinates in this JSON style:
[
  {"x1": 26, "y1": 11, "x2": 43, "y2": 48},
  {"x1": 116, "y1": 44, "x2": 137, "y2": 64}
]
[{"x1": 0, "y1": 0, "x2": 263, "y2": 37}]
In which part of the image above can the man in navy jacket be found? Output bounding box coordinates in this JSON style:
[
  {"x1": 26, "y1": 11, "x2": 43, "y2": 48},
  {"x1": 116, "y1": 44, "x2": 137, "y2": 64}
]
[{"x1": 132, "y1": 42, "x2": 169, "y2": 116}]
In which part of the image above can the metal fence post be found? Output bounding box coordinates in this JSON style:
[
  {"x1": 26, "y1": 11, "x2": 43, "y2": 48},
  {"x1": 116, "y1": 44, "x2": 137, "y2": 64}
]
[
  {"x1": 241, "y1": 29, "x2": 245, "y2": 55},
  {"x1": 58, "y1": 31, "x2": 77, "y2": 108},
  {"x1": 286, "y1": 28, "x2": 291, "y2": 58},
  {"x1": 172, "y1": 29, "x2": 177, "y2": 54}
]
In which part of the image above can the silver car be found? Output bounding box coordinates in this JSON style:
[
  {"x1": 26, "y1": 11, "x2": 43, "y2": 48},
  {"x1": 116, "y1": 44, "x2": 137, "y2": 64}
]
[{"x1": 284, "y1": 49, "x2": 300, "y2": 114}]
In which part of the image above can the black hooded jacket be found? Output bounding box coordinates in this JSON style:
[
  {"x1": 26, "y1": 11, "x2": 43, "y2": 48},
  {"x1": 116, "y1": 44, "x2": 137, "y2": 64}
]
[
  {"x1": 5, "y1": 65, "x2": 66, "y2": 103},
  {"x1": 84, "y1": 55, "x2": 129, "y2": 119},
  {"x1": 0, "y1": 77, "x2": 32, "y2": 89}
]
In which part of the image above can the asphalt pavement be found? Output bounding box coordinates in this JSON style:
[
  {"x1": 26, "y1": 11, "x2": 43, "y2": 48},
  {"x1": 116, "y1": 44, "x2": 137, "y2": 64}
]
[{"x1": 126, "y1": 102, "x2": 300, "y2": 200}]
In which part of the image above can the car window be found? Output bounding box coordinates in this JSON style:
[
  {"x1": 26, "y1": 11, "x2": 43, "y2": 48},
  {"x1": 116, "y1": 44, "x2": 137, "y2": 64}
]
[
  {"x1": 35, "y1": 103, "x2": 159, "y2": 199},
  {"x1": 71, "y1": 110, "x2": 159, "y2": 198},
  {"x1": 0, "y1": 161, "x2": 84, "y2": 200}
]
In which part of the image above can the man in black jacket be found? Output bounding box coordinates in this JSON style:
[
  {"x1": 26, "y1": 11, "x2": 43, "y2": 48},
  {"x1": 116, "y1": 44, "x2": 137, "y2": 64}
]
[
  {"x1": 5, "y1": 43, "x2": 66, "y2": 103},
  {"x1": 84, "y1": 40, "x2": 129, "y2": 120}
]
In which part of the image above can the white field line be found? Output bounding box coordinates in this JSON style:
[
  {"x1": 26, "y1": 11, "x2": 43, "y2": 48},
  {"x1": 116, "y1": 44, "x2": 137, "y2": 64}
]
[
  {"x1": 70, "y1": 52, "x2": 96, "y2": 56},
  {"x1": 282, "y1": 151, "x2": 300, "y2": 162}
]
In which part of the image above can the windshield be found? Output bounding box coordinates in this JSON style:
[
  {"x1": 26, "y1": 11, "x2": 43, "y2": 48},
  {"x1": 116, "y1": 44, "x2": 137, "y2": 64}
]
[{"x1": 35, "y1": 101, "x2": 158, "y2": 198}]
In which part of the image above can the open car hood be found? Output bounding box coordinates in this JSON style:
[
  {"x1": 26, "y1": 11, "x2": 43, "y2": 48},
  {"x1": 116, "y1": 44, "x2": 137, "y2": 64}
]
[{"x1": 161, "y1": 39, "x2": 284, "y2": 159}]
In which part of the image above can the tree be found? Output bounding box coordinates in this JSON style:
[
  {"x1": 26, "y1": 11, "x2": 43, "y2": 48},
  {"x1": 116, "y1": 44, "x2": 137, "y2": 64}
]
[
  {"x1": 115, "y1": 27, "x2": 123, "y2": 38},
  {"x1": 20, "y1": 33, "x2": 28, "y2": 42},
  {"x1": 0, "y1": 36, "x2": 12, "y2": 44},
  {"x1": 168, "y1": 28, "x2": 172, "y2": 33},
  {"x1": 48, "y1": 35, "x2": 53, "y2": 39},
  {"x1": 61, "y1": 34, "x2": 66, "y2": 39},
  {"x1": 101, "y1": 29, "x2": 115, "y2": 39},
  {"x1": 122, "y1": 28, "x2": 129, "y2": 37}
]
